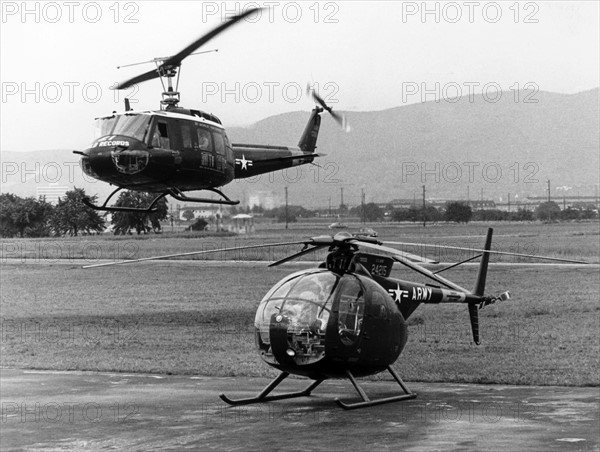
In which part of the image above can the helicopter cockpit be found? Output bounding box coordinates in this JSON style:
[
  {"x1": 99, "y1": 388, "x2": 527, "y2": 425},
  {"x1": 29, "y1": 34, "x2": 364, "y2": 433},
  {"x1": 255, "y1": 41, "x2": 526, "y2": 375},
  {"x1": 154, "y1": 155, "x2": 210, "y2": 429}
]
[
  {"x1": 255, "y1": 269, "x2": 366, "y2": 368},
  {"x1": 94, "y1": 113, "x2": 151, "y2": 142},
  {"x1": 83, "y1": 109, "x2": 233, "y2": 182}
]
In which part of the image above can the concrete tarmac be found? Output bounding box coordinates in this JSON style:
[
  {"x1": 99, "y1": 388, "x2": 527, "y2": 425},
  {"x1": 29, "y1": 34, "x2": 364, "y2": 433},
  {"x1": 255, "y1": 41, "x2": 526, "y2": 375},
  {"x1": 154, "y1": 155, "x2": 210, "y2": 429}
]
[{"x1": 1, "y1": 369, "x2": 598, "y2": 451}]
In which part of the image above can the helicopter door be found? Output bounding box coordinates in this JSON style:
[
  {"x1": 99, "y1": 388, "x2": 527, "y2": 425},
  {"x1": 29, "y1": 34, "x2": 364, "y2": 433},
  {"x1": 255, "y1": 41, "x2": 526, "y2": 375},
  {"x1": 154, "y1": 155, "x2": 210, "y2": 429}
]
[
  {"x1": 335, "y1": 276, "x2": 365, "y2": 346},
  {"x1": 180, "y1": 121, "x2": 194, "y2": 151},
  {"x1": 194, "y1": 124, "x2": 214, "y2": 169},
  {"x1": 212, "y1": 130, "x2": 227, "y2": 174},
  {"x1": 222, "y1": 132, "x2": 235, "y2": 180},
  {"x1": 150, "y1": 120, "x2": 171, "y2": 149}
]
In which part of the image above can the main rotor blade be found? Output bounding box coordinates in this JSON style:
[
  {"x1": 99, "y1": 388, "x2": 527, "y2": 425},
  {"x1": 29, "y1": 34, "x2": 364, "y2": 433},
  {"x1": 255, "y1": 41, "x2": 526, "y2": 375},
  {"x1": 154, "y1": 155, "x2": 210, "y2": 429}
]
[
  {"x1": 354, "y1": 240, "x2": 470, "y2": 292},
  {"x1": 268, "y1": 245, "x2": 328, "y2": 267},
  {"x1": 113, "y1": 67, "x2": 163, "y2": 91},
  {"x1": 163, "y1": 8, "x2": 262, "y2": 67},
  {"x1": 114, "y1": 8, "x2": 262, "y2": 90},
  {"x1": 82, "y1": 240, "x2": 307, "y2": 269},
  {"x1": 381, "y1": 241, "x2": 589, "y2": 264}
]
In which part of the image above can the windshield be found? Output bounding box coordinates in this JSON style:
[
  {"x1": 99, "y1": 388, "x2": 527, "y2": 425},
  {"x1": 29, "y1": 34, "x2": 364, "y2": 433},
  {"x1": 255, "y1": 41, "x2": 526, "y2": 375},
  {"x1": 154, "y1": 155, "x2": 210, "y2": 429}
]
[
  {"x1": 255, "y1": 270, "x2": 339, "y2": 366},
  {"x1": 94, "y1": 116, "x2": 117, "y2": 140},
  {"x1": 112, "y1": 114, "x2": 152, "y2": 141},
  {"x1": 255, "y1": 270, "x2": 338, "y2": 338},
  {"x1": 94, "y1": 114, "x2": 151, "y2": 142}
]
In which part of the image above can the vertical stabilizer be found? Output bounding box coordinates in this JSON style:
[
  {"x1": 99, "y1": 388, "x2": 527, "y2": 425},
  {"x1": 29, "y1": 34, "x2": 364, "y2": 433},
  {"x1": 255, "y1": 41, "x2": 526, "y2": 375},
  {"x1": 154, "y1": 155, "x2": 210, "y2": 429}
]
[
  {"x1": 474, "y1": 228, "x2": 493, "y2": 296},
  {"x1": 469, "y1": 228, "x2": 493, "y2": 345},
  {"x1": 298, "y1": 108, "x2": 322, "y2": 154}
]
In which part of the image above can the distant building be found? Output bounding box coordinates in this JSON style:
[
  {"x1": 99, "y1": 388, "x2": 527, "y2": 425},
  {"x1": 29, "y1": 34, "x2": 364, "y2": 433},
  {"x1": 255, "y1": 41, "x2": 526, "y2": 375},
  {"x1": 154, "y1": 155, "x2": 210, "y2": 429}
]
[
  {"x1": 228, "y1": 214, "x2": 255, "y2": 234},
  {"x1": 467, "y1": 200, "x2": 497, "y2": 210},
  {"x1": 248, "y1": 191, "x2": 280, "y2": 210},
  {"x1": 36, "y1": 184, "x2": 69, "y2": 204}
]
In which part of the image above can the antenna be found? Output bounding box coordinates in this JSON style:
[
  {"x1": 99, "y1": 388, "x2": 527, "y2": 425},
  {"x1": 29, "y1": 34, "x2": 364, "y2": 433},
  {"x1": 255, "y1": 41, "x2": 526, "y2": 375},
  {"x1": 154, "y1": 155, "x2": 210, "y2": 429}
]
[{"x1": 116, "y1": 49, "x2": 218, "y2": 70}]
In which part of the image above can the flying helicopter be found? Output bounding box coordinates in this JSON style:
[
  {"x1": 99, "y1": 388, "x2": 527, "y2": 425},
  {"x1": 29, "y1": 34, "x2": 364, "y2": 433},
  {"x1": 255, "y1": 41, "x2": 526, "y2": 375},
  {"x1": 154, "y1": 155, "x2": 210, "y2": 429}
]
[
  {"x1": 73, "y1": 8, "x2": 346, "y2": 213},
  {"x1": 84, "y1": 228, "x2": 586, "y2": 409}
]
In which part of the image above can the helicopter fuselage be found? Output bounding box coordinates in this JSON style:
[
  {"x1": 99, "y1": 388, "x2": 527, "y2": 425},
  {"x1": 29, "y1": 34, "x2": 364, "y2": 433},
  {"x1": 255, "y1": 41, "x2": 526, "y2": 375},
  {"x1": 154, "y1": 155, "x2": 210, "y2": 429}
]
[
  {"x1": 79, "y1": 107, "x2": 320, "y2": 197},
  {"x1": 255, "y1": 268, "x2": 409, "y2": 380}
]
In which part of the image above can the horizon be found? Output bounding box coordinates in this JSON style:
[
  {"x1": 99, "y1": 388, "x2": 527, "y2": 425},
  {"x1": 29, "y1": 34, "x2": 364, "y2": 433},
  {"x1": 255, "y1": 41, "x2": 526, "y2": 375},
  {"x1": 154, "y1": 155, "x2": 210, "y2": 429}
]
[{"x1": 2, "y1": 86, "x2": 598, "y2": 154}]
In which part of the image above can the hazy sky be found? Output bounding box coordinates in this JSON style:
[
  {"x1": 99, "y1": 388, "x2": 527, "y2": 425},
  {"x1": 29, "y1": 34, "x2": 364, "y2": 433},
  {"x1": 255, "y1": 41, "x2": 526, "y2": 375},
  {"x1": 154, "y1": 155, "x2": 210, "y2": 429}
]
[{"x1": 1, "y1": 1, "x2": 598, "y2": 152}]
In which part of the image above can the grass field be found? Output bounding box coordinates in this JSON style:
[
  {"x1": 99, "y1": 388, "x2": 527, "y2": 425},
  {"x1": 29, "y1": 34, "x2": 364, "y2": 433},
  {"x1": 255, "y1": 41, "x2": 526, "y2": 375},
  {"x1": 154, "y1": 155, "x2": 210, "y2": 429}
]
[
  {"x1": 1, "y1": 220, "x2": 599, "y2": 264},
  {"x1": 1, "y1": 221, "x2": 599, "y2": 386}
]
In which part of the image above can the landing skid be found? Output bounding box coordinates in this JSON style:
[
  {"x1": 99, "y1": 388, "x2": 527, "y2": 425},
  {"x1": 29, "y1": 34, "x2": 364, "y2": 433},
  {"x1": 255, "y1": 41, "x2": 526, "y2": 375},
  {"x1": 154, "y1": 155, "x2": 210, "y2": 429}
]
[
  {"x1": 219, "y1": 372, "x2": 324, "y2": 406},
  {"x1": 167, "y1": 187, "x2": 239, "y2": 206},
  {"x1": 82, "y1": 187, "x2": 168, "y2": 213},
  {"x1": 335, "y1": 366, "x2": 416, "y2": 410},
  {"x1": 219, "y1": 366, "x2": 416, "y2": 410},
  {"x1": 82, "y1": 187, "x2": 239, "y2": 213}
]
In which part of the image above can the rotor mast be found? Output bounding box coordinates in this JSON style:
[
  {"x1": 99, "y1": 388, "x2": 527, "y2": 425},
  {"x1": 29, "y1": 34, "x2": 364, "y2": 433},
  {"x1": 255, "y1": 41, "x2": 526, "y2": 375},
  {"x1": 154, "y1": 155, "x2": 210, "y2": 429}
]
[
  {"x1": 157, "y1": 62, "x2": 181, "y2": 109},
  {"x1": 111, "y1": 7, "x2": 262, "y2": 108}
]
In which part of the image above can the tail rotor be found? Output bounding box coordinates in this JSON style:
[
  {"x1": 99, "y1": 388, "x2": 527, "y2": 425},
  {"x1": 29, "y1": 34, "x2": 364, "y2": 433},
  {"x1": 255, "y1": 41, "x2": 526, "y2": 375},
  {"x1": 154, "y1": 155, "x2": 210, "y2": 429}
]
[{"x1": 307, "y1": 85, "x2": 351, "y2": 132}]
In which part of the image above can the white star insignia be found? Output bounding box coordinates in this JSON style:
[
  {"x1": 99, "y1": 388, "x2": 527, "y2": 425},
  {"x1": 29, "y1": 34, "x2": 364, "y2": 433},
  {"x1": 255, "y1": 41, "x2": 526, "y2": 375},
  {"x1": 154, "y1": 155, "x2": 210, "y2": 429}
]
[
  {"x1": 235, "y1": 155, "x2": 253, "y2": 170},
  {"x1": 388, "y1": 284, "x2": 406, "y2": 303}
]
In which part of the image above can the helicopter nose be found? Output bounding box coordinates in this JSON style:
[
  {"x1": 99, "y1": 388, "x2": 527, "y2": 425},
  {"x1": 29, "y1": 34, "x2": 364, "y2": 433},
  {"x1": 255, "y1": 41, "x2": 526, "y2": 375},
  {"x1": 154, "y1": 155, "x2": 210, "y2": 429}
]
[
  {"x1": 111, "y1": 149, "x2": 150, "y2": 175},
  {"x1": 84, "y1": 147, "x2": 119, "y2": 176}
]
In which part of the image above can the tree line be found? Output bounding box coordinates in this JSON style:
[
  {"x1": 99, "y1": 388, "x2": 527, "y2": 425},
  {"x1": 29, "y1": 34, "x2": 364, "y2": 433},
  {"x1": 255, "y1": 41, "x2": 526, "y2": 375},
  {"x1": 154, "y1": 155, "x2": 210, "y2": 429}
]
[
  {"x1": 2, "y1": 190, "x2": 596, "y2": 238},
  {"x1": 0, "y1": 189, "x2": 168, "y2": 238},
  {"x1": 242, "y1": 201, "x2": 598, "y2": 224}
]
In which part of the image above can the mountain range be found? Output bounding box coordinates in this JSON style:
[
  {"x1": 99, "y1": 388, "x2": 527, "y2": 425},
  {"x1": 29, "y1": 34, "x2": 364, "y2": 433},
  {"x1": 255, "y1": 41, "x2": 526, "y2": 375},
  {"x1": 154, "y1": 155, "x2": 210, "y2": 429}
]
[{"x1": 2, "y1": 88, "x2": 598, "y2": 209}]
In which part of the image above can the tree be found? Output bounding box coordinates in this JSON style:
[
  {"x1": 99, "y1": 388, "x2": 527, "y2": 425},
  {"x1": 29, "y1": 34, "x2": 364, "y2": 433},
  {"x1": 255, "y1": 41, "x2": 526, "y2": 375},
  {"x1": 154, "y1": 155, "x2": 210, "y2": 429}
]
[
  {"x1": 187, "y1": 218, "x2": 208, "y2": 231},
  {"x1": 51, "y1": 188, "x2": 105, "y2": 236},
  {"x1": 472, "y1": 209, "x2": 507, "y2": 222},
  {"x1": 535, "y1": 201, "x2": 561, "y2": 222},
  {"x1": 111, "y1": 191, "x2": 168, "y2": 235},
  {"x1": 351, "y1": 203, "x2": 384, "y2": 222},
  {"x1": 251, "y1": 204, "x2": 264, "y2": 214},
  {"x1": 0, "y1": 193, "x2": 20, "y2": 237},
  {"x1": 510, "y1": 208, "x2": 534, "y2": 222},
  {"x1": 182, "y1": 209, "x2": 195, "y2": 221},
  {"x1": 445, "y1": 202, "x2": 472, "y2": 223},
  {"x1": 0, "y1": 194, "x2": 54, "y2": 237},
  {"x1": 424, "y1": 205, "x2": 443, "y2": 223},
  {"x1": 264, "y1": 205, "x2": 314, "y2": 222}
]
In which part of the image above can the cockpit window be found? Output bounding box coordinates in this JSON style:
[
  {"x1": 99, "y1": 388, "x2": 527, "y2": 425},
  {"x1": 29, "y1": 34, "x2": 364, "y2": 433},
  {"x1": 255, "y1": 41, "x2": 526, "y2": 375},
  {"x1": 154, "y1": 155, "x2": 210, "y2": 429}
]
[
  {"x1": 111, "y1": 114, "x2": 152, "y2": 142},
  {"x1": 94, "y1": 116, "x2": 118, "y2": 140},
  {"x1": 255, "y1": 270, "x2": 338, "y2": 338},
  {"x1": 255, "y1": 270, "x2": 338, "y2": 366}
]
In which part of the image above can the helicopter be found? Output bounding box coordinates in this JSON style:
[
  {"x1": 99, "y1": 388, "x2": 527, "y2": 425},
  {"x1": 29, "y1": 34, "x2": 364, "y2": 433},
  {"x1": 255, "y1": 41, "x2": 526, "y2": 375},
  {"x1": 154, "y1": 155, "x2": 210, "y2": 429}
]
[
  {"x1": 73, "y1": 8, "x2": 346, "y2": 213},
  {"x1": 84, "y1": 228, "x2": 586, "y2": 409}
]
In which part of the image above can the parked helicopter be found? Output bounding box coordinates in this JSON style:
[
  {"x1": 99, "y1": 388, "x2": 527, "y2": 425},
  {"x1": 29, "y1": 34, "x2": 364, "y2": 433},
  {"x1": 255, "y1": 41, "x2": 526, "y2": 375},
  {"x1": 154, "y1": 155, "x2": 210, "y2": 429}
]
[
  {"x1": 73, "y1": 8, "x2": 346, "y2": 213},
  {"x1": 84, "y1": 228, "x2": 586, "y2": 409}
]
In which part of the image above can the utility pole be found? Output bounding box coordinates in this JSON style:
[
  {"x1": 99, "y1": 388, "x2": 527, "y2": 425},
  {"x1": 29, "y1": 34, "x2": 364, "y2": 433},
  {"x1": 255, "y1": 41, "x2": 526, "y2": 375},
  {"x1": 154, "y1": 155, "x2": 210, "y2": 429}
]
[
  {"x1": 422, "y1": 185, "x2": 426, "y2": 228},
  {"x1": 547, "y1": 180, "x2": 551, "y2": 202},
  {"x1": 361, "y1": 188, "x2": 366, "y2": 224},
  {"x1": 340, "y1": 187, "x2": 344, "y2": 215},
  {"x1": 170, "y1": 203, "x2": 174, "y2": 232},
  {"x1": 328, "y1": 196, "x2": 331, "y2": 217},
  {"x1": 285, "y1": 186, "x2": 289, "y2": 229},
  {"x1": 507, "y1": 193, "x2": 510, "y2": 213}
]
